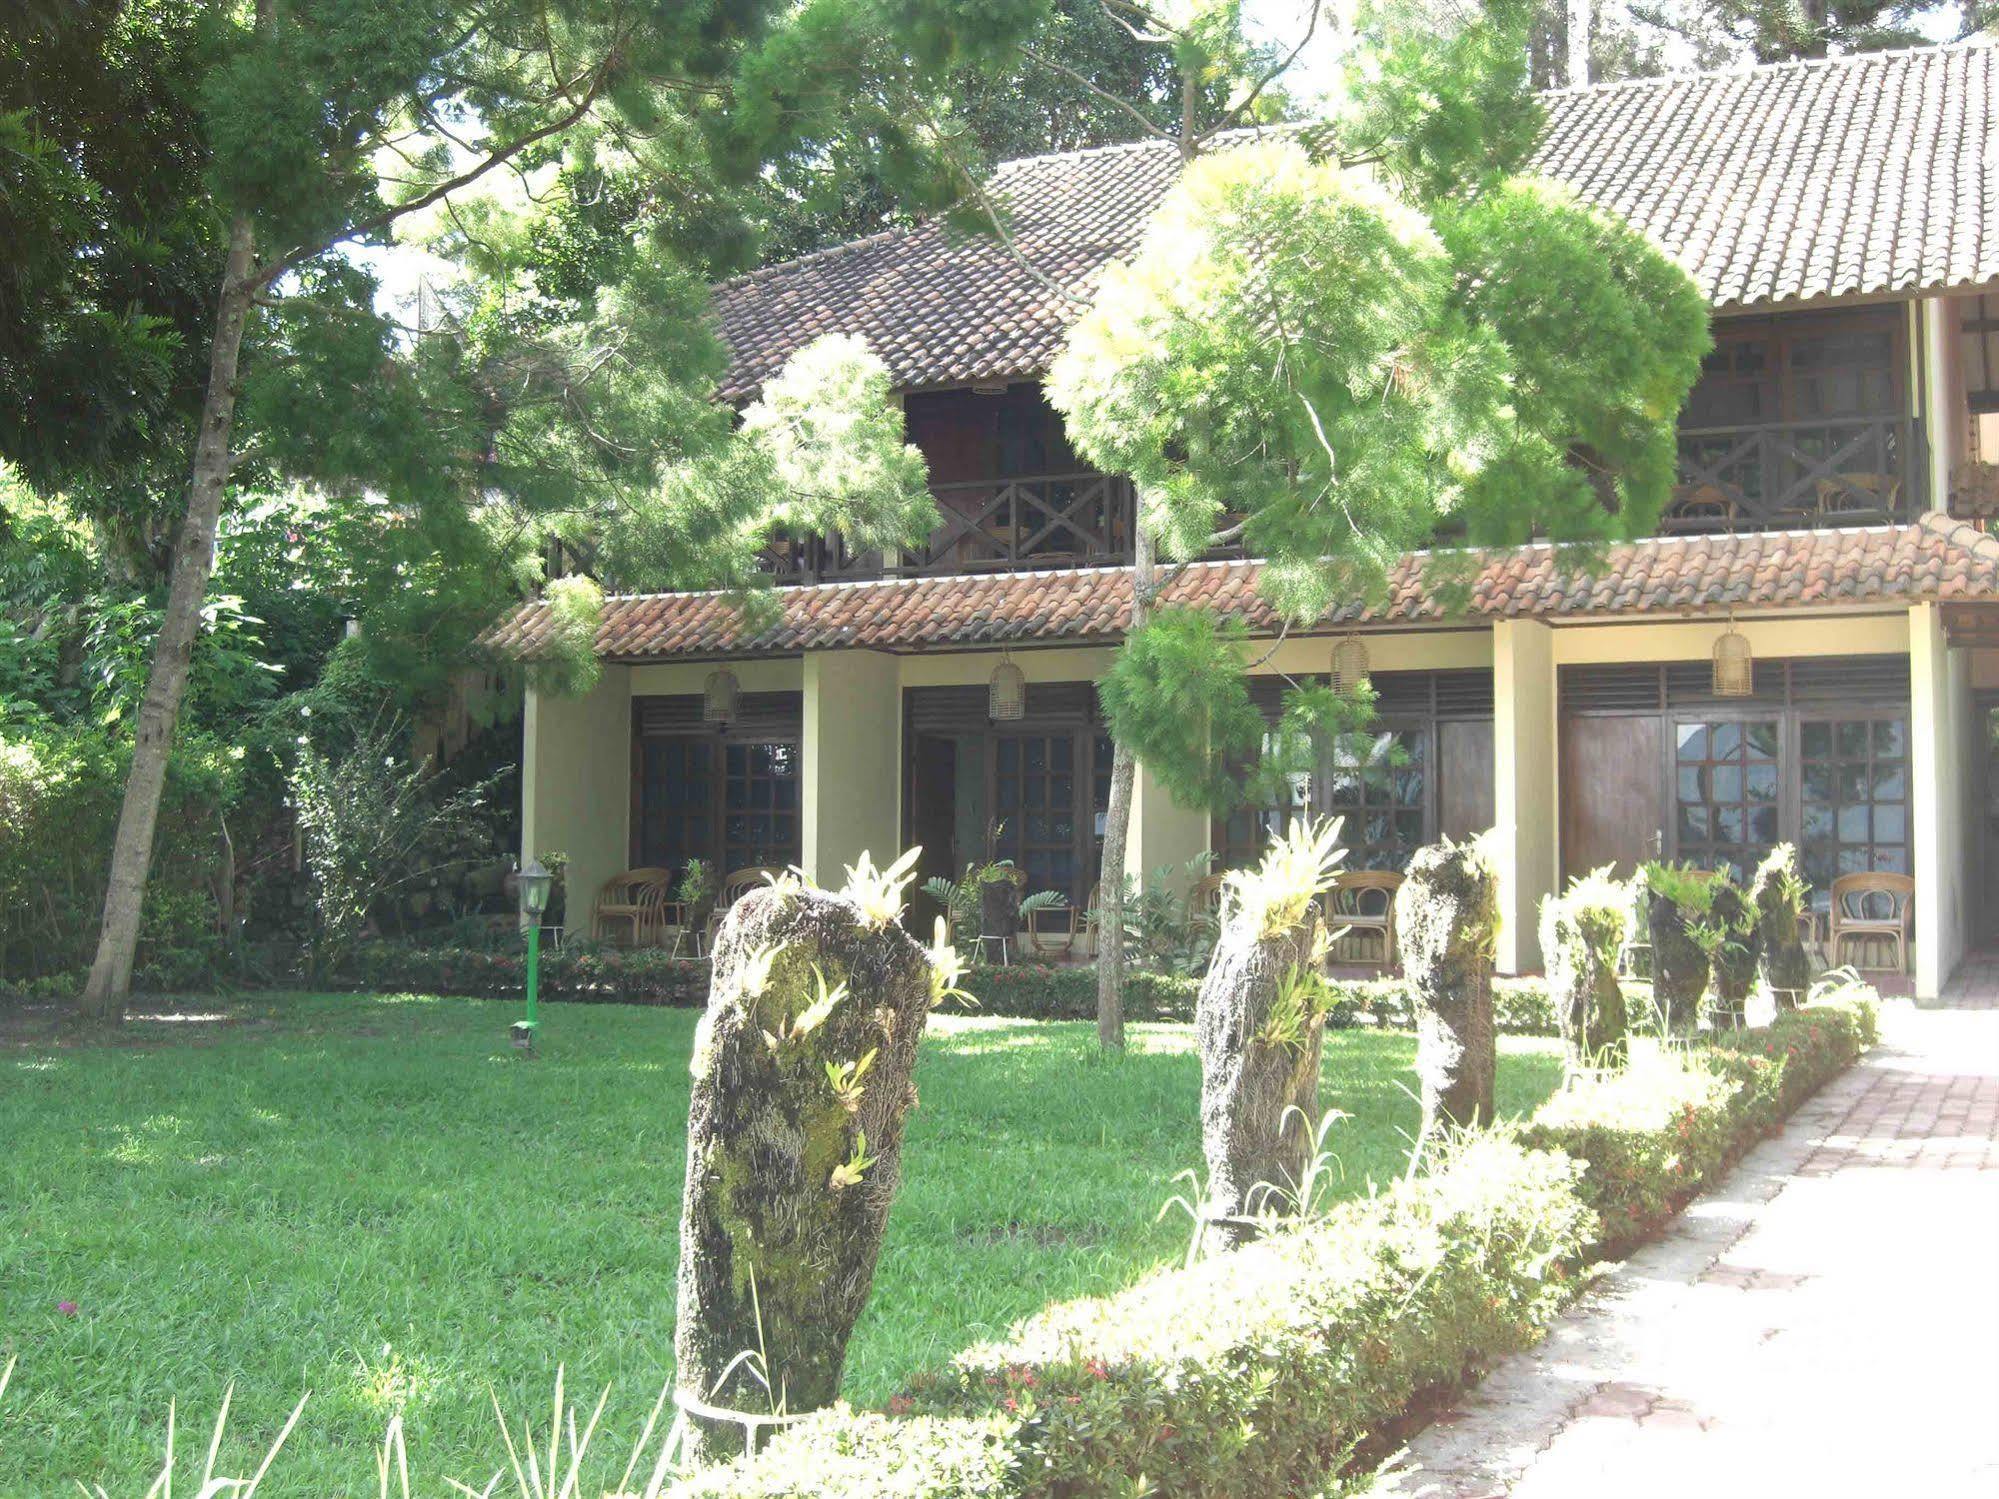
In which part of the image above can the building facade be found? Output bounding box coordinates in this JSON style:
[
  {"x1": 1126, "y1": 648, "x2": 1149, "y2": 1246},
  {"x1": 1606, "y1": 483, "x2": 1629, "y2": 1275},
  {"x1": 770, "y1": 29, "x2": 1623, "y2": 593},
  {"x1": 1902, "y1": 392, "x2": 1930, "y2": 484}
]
[{"x1": 497, "y1": 45, "x2": 1999, "y2": 997}]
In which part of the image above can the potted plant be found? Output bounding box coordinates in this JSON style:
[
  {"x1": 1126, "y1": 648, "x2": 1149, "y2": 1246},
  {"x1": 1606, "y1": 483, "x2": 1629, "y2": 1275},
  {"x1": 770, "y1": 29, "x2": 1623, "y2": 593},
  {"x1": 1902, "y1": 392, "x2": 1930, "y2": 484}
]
[{"x1": 676, "y1": 857, "x2": 717, "y2": 930}]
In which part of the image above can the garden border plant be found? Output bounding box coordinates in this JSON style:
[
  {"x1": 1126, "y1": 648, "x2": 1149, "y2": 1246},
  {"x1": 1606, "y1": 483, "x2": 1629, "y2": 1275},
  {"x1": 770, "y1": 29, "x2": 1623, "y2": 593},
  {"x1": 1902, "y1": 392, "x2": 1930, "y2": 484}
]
[{"x1": 674, "y1": 987, "x2": 1880, "y2": 1496}]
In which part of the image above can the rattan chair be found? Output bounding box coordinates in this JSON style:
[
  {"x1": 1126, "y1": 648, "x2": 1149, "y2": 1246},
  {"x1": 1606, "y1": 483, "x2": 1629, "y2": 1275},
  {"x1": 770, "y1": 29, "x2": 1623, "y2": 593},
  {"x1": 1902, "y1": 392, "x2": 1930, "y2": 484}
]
[
  {"x1": 1027, "y1": 880, "x2": 1096, "y2": 960},
  {"x1": 1324, "y1": 871, "x2": 1405, "y2": 972},
  {"x1": 592, "y1": 868, "x2": 674, "y2": 947},
  {"x1": 1828, "y1": 871, "x2": 1915, "y2": 974},
  {"x1": 705, "y1": 866, "x2": 781, "y2": 949}
]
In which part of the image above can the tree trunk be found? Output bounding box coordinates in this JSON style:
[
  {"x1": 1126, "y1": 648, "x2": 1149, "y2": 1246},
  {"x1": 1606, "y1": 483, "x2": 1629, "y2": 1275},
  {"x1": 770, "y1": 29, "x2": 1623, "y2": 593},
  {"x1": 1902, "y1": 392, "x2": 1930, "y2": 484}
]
[
  {"x1": 1398, "y1": 841, "x2": 1500, "y2": 1134},
  {"x1": 1094, "y1": 525, "x2": 1155, "y2": 1052},
  {"x1": 1648, "y1": 897, "x2": 1709, "y2": 1033},
  {"x1": 77, "y1": 213, "x2": 258, "y2": 1024},
  {"x1": 675, "y1": 884, "x2": 933, "y2": 1467},
  {"x1": 1195, "y1": 893, "x2": 1324, "y2": 1251}
]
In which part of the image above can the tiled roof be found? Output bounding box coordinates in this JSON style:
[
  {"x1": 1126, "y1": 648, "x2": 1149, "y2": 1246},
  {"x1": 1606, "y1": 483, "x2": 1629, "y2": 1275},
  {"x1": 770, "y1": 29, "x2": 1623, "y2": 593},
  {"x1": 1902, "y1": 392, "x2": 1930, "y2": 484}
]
[
  {"x1": 713, "y1": 44, "x2": 1999, "y2": 400},
  {"x1": 489, "y1": 513, "x2": 1999, "y2": 661}
]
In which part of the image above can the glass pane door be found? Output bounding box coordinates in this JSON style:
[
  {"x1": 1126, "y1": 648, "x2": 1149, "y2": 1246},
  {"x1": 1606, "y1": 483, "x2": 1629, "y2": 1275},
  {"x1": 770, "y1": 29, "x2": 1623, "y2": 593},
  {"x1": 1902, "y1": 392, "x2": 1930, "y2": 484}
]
[
  {"x1": 639, "y1": 738, "x2": 714, "y2": 871},
  {"x1": 1672, "y1": 718, "x2": 1780, "y2": 879},
  {"x1": 1322, "y1": 728, "x2": 1427, "y2": 871},
  {"x1": 722, "y1": 741, "x2": 800, "y2": 872},
  {"x1": 993, "y1": 733, "x2": 1083, "y2": 901},
  {"x1": 1800, "y1": 717, "x2": 1910, "y2": 895}
]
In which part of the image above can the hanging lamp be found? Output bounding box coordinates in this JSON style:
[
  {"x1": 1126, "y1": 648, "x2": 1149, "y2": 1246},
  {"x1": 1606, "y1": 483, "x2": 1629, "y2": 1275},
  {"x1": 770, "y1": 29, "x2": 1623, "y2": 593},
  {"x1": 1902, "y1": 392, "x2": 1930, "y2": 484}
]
[
  {"x1": 1331, "y1": 633, "x2": 1371, "y2": 695},
  {"x1": 703, "y1": 666, "x2": 740, "y2": 725},
  {"x1": 988, "y1": 648, "x2": 1026, "y2": 722},
  {"x1": 1712, "y1": 612, "x2": 1752, "y2": 698}
]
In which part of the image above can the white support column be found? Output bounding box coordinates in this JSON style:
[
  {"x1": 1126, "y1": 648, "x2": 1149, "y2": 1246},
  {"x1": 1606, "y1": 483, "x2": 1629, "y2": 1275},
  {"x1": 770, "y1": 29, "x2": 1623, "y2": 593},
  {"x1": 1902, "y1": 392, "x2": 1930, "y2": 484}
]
[
  {"x1": 1911, "y1": 602, "x2": 1971, "y2": 998},
  {"x1": 802, "y1": 649, "x2": 903, "y2": 885},
  {"x1": 1493, "y1": 619, "x2": 1560, "y2": 973},
  {"x1": 521, "y1": 664, "x2": 632, "y2": 937}
]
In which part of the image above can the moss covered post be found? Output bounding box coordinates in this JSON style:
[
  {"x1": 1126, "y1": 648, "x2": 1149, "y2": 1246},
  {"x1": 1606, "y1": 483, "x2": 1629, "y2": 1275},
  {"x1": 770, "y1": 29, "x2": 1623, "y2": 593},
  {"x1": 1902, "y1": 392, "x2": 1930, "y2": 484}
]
[
  {"x1": 1539, "y1": 869, "x2": 1632, "y2": 1072},
  {"x1": 1196, "y1": 822, "x2": 1341, "y2": 1251},
  {"x1": 1705, "y1": 878, "x2": 1759, "y2": 1029},
  {"x1": 1397, "y1": 838, "x2": 1500, "y2": 1132},
  {"x1": 674, "y1": 856, "x2": 940, "y2": 1464},
  {"x1": 1644, "y1": 864, "x2": 1713, "y2": 1034},
  {"x1": 1751, "y1": 845, "x2": 1811, "y2": 1013}
]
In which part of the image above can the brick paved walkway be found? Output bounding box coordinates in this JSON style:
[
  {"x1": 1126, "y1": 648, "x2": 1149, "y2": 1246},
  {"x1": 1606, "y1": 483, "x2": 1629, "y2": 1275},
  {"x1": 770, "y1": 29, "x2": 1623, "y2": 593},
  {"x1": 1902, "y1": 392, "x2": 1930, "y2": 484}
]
[{"x1": 1371, "y1": 993, "x2": 1999, "y2": 1499}]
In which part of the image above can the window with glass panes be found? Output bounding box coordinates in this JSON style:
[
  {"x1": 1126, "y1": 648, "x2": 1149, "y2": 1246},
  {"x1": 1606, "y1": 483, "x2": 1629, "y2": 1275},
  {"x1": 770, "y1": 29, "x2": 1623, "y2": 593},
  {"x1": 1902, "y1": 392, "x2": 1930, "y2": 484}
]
[
  {"x1": 1799, "y1": 717, "x2": 1910, "y2": 891},
  {"x1": 1324, "y1": 728, "x2": 1427, "y2": 872},
  {"x1": 992, "y1": 733, "x2": 1085, "y2": 901},
  {"x1": 1672, "y1": 718, "x2": 1781, "y2": 879},
  {"x1": 722, "y1": 741, "x2": 800, "y2": 871},
  {"x1": 637, "y1": 738, "x2": 715, "y2": 870}
]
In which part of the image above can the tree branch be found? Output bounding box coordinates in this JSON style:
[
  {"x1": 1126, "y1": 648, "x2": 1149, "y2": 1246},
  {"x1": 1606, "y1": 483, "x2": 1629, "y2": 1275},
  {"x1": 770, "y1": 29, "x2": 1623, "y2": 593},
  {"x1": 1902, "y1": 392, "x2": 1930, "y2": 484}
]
[{"x1": 1018, "y1": 45, "x2": 1175, "y2": 143}]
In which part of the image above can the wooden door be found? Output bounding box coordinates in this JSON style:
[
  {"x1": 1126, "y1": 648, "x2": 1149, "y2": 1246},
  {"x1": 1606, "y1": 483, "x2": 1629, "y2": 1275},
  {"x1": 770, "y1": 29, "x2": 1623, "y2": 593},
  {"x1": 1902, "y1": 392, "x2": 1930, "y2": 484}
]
[
  {"x1": 1560, "y1": 715, "x2": 1664, "y2": 880},
  {"x1": 1438, "y1": 720, "x2": 1495, "y2": 842}
]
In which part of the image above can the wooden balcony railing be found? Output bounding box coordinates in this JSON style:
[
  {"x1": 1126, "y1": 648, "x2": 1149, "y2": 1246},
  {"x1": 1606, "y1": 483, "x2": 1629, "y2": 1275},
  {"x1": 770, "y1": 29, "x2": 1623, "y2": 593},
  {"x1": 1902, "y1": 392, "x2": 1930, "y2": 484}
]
[{"x1": 1665, "y1": 415, "x2": 1925, "y2": 533}]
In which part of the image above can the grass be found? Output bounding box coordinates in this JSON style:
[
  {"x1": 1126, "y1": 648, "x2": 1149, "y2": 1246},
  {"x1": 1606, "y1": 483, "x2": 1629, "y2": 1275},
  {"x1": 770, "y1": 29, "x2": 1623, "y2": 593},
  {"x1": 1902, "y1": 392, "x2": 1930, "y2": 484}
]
[{"x1": 0, "y1": 993, "x2": 1562, "y2": 1495}]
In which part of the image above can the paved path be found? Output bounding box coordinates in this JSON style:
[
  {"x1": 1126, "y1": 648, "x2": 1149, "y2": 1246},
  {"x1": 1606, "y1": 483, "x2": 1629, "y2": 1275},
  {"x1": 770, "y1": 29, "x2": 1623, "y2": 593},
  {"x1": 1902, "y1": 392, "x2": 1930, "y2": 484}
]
[{"x1": 1372, "y1": 997, "x2": 1999, "y2": 1499}]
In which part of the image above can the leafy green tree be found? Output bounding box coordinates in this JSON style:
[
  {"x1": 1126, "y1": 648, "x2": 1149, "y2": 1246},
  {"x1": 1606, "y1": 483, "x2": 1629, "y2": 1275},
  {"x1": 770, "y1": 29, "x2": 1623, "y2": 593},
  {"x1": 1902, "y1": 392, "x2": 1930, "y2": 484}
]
[
  {"x1": 4, "y1": 0, "x2": 1035, "y2": 1022},
  {"x1": 1628, "y1": 0, "x2": 1987, "y2": 62},
  {"x1": 1022, "y1": 0, "x2": 1709, "y2": 1047}
]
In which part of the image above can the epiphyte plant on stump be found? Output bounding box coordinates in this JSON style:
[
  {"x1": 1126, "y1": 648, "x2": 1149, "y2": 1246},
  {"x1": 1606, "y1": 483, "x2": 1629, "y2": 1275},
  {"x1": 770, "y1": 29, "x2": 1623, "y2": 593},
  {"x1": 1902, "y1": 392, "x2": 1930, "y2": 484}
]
[
  {"x1": 1539, "y1": 867, "x2": 1633, "y2": 1073},
  {"x1": 673, "y1": 847, "x2": 955, "y2": 1465},
  {"x1": 1751, "y1": 844, "x2": 1812, "y2": 1014},
  {"x1": 1643, "y1": 862, "x2": 1717, "y2": 1033},
  {"x1": 1398, "y1": 836, "x2": 1502, "y2": 1135},
  {"x1": 1701, "y1": 875, "x2": 1760, "y2": 1029},
  {"x1": 1195, "y1": 818, "x2": 1345, "y2": 1253}
]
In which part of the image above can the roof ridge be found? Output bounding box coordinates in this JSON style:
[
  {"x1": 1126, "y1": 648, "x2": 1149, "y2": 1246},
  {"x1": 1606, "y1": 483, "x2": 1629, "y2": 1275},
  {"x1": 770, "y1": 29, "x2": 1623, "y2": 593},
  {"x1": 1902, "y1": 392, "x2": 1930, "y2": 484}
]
[{"x1": 1538, "y1": 37, "x2": 1989, "y2": 100}]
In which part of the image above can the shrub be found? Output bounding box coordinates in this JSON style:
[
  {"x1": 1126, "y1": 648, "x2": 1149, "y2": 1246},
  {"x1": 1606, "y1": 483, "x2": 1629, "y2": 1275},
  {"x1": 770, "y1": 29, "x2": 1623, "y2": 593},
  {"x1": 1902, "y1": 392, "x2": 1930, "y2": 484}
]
[
  {"x1": 675, "y1": 1135, "x2": 1594, "y2": 1498},
  {"x1": 1525, "y1": 994, "x2": 1876, "y2": 1253}
]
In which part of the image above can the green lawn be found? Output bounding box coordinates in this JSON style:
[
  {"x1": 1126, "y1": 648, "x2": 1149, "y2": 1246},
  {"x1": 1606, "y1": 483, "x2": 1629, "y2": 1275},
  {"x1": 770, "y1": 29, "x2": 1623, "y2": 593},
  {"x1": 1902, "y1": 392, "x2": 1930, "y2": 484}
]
[{"x1": 0, "y1": 994, "x2": 1562, "y2": 1494}]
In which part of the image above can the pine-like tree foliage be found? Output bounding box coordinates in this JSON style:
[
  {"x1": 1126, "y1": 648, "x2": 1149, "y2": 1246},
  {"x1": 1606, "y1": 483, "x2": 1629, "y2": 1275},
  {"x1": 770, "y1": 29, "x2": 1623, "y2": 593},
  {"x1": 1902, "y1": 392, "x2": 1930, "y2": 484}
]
[
  {"x1": 1398, "y1": 838, "x2": 1501, "y2": 1131},
  {"x1": 1539, "y1": 867, "x2": 1632, "y2": 1071},
  {"x1": 1048, "y1": 0, "x2": 1710, "y2": 813}
]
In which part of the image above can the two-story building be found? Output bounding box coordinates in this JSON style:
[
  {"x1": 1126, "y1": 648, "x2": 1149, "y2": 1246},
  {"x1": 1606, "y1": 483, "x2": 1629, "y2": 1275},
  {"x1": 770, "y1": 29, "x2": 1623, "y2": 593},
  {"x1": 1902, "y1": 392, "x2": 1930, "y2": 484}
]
[{"x1": 495, "y1": 43, "x2": 1999, "y2": 997}]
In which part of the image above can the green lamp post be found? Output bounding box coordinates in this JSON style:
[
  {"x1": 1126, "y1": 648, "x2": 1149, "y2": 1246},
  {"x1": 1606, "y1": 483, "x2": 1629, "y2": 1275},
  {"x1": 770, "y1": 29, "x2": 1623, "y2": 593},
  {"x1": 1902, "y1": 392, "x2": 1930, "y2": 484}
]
[{"x1": 513, "y1": 858, "x2": 553, "y2": 1054}]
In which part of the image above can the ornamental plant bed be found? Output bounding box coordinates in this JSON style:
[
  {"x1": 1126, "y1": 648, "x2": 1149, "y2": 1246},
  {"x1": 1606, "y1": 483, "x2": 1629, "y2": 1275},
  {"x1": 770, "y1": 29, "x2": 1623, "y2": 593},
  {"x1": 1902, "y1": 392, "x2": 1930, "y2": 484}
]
[
  {"x1": 327, "y1": 939, "x2": 1564, "y2": 1033},
  {"x1": 675, "y1": 995, "x2": 1878, "y2": 1498}
]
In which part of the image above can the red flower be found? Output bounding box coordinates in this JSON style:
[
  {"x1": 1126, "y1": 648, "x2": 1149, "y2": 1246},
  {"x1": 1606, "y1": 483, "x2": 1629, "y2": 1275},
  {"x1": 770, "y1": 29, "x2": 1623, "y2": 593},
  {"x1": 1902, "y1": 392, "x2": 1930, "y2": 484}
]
[
  {"x1": 886, "y1": 1395, "x2": 914, "y2": 1416},
  {"x1": 57, "y1": 1301, "x2": 77, "y2": 1316}
]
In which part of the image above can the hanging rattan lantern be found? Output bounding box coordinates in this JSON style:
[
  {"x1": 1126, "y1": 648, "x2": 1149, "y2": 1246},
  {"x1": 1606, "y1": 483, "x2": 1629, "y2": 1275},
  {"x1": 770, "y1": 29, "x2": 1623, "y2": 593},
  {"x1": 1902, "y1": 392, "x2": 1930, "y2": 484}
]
[
  {"x1": 1331, "y1": 634, "x2": 1371, "y2": 695},
  {"x1": 988, "y1": 650, "x2": 1026, "y2": 722},
  {"x1": 1712, "y1": 614, "x2": 1753, "y2": 698},
  {"x1": 703, "y1": 666, "x2": 740, "y2": 725}
]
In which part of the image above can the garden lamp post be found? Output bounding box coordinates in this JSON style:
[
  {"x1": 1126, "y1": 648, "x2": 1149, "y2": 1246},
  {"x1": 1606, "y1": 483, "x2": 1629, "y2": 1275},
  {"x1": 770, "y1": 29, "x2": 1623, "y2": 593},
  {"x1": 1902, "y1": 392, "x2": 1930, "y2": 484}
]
[{"x1": 513, "y1": 859, "x2": 553, "y2": 1054}]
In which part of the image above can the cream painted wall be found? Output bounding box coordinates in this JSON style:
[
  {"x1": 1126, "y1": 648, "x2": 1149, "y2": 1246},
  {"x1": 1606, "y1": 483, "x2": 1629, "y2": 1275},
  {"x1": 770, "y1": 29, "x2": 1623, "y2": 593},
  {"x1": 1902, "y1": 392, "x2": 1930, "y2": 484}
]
[
  {"x1": 1493, "y1": 619, "x2": 1558, "y2": 973},
  {"x1": 1549, "y1": 610, "x2": 1908, "y2": 666},
  {"x1": 522, "y1": 665, "x2": 632, "y2": 936},
  {"x1": 802, "y1": 649, "x2": 903, "y2": 884},
  {"x1": 1911, "y1": 602, "x2": 1973, "y2": 997}
]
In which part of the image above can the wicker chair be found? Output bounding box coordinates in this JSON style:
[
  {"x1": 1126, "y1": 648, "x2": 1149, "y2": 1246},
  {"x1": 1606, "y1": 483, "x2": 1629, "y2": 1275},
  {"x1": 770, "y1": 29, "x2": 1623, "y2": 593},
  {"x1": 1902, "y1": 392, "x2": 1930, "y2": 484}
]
[
  {"x1": 1324, "y1": 871, "x2": 1405, "y2": 972},
  {"x1": 1815, "y1": 471, "x2": 1903, "y2": 520},
  {"x1": 1027, "y1": 880, "x2": 1096, "y2": 960},
  {"x1": 1828, "y1": 871, "x2": 1916, "y2": 975},
  {"x1": 705, "y1": 866, "x2": 781, "y2": 949},
  {"x1": 591, "y1": 868, "x2": 675, "y2": 947},
  {"x1": 1665, "y1": 482, "x2": 1741, "y2": 530}
]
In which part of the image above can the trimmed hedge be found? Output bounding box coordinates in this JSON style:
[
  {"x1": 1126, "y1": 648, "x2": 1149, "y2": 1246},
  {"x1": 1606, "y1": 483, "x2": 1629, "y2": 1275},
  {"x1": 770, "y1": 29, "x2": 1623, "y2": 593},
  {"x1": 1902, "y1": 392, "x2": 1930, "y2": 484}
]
[
  {"x1": 673, "y1": 994, "x2": 1877, "y2": 1498},
  {"x1": 329, "y1": 938, "x2": 1563, "y2": 1033},
  {"x1": 1525, "y1": 998, "x2": 1878, "y2": 1254},
  {"x1": 671, "y1": 1135, "x2": 1594, "y2": 1499}
]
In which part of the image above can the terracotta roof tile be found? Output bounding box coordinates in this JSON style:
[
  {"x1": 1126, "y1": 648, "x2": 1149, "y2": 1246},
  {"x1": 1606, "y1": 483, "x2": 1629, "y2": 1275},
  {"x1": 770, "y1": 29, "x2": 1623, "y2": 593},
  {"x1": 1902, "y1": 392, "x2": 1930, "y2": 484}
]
[
  {"x1": 489, "y1": 514, "x2": 1999, "y2": 661},
  {"x1": 712, "y1": 45, "x2": 1998, "y2": 400}
]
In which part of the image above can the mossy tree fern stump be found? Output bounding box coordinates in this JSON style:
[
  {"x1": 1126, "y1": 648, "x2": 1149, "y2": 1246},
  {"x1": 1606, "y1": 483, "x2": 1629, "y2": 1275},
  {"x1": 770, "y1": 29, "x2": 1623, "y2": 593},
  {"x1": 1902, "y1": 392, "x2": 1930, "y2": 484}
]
[
  {"x1": 1645, "y1": 867, "x2": 1713, "y2": 1034},
  {"x1": 1707, "y1": 881, "x2": 1759, "y2": 1028},
  {"x1": 1540, "y1": 870, "x2": 1631, "y2": 1072},
  {"x1": 1398, "y1": 840, "x2": 1500, "y2": 1132},
  {"x1": 675, "y1": 882, "x2": 934, "y2": 1464},
  {"x1": 1752, "y1": 845, "x2": 1811, "y2": 1014},
  {"x1": 1195, "y1": 821, "x2": 1342, "y2": 1252}
]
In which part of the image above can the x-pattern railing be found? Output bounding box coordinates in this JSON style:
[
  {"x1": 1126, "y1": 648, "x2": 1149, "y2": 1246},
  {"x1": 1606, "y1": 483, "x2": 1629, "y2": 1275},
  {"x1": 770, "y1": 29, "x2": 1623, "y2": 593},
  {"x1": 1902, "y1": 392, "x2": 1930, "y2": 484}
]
[{"x1": 1669, "y1": 416, "x2": 1921, "y2": 532}]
